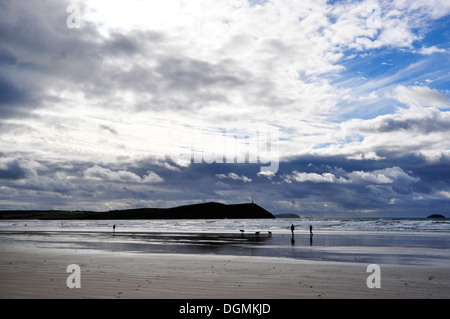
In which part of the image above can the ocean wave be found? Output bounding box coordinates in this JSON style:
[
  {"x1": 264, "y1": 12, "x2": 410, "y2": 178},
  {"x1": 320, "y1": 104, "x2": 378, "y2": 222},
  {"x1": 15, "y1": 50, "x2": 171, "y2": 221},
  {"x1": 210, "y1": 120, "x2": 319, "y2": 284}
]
[{"x1": 1, "y1": 217, "x2": 448, "y2": 233}]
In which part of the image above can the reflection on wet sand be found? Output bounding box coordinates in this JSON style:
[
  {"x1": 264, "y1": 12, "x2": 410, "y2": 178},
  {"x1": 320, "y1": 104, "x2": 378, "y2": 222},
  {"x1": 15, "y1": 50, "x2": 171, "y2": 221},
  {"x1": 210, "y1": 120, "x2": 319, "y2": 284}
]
[{"x1": 1, "y1": 229, "x2": 448, "y2": 266}]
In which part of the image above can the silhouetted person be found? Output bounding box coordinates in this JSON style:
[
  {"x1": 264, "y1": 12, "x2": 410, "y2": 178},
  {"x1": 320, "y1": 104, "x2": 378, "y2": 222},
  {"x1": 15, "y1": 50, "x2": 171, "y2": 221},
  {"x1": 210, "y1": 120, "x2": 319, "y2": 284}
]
[
  {"x1": 291, "y1": 224, "x2": 295, "y2": 236},
  {"x1": 113, "y1": 224, "x2": 116, "y2": 233},
  {"x1": 309, "y1": 225, "x2": 313, "y2": 238}
]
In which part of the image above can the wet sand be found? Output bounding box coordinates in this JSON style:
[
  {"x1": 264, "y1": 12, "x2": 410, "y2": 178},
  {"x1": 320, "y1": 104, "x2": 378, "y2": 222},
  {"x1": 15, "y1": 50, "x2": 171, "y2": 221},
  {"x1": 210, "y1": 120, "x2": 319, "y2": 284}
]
[{"x1": 0, "y1": 230, "x2": 449, "y2": 299}]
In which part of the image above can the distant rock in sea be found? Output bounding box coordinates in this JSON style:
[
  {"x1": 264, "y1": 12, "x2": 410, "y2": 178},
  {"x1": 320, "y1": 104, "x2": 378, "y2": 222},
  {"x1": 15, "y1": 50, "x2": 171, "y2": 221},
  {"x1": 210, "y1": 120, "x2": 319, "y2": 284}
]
[
  {"x1": 274, "y1": 213, "x2": 300, "y2": 218},
  {"x1": 427, "y1": 214, "x2": 446, "y2": 219}
]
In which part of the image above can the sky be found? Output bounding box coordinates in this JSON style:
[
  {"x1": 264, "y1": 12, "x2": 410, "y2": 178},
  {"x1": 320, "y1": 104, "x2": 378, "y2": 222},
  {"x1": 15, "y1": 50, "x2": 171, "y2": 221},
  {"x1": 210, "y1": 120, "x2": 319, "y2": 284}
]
[{"x1": 0, "y1": 0, "x2": 449, "y2": 217}]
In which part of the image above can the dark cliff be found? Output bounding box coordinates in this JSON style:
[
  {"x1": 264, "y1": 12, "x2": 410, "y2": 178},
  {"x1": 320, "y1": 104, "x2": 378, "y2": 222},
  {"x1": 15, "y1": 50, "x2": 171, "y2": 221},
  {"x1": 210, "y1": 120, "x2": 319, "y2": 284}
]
[{"x1": 0, "y1": 202, "x2": 275, "y2": 220}]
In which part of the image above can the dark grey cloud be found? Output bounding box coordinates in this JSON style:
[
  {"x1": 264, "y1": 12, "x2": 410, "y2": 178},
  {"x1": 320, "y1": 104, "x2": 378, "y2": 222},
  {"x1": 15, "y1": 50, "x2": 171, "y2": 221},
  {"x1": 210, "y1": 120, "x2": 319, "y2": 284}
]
[
  {"x1": 1, "y1": 152, "x2": 449, "y2": 216},
  {"x1": 0, "y1": 49, "x2": 17, "y2": 65},
  {"x1": 99, "y1": 124, "x2": 118, "y2": 135},
  {"x1": 257, "y1": 154, "x2": 450, "y2": 216},
  {"x1": 155, "y1": 57, "x2": 244, "y2": 92},
  {"x1": 0, "y1": 0, "x2": 99, "y2": 117},
  {"x1": 0, "y1": 157, "x2": 45, "y2": 180},
  {"x1": 0, "y1": 75, "x2": 29, "y2": 109},
  {"x1": 1, "y1": 0, "x2": 449, "y2": 217},
  {"x1": 357, "y1": 116, "x2": 450, "y2": 134},
  {"x1": 345, "y1": 106, "x2": 450, "y2": 136},
  {"x1": 0, "y1": 0, "x2": 284, "y2": 119},
  {"x1": 0, "y1": 159, "x2": 28, "y2": 180},
  {"x1": 101, "y1": 31, "x2": 159, "y2": 56}
]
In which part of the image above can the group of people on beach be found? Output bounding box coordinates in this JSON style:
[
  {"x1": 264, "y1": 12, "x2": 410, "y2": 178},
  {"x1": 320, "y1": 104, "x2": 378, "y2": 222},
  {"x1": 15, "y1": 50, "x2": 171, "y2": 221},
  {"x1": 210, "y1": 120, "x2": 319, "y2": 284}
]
[
  {"x1": 112, "y1": 223, "x2": 314, "y2": 239},
  {"x1": 290, "y1": 224, "x2": 313, "y2": 245},
  {"x1": 290, "y1": 224, "x2": 313, "y2": 237}
]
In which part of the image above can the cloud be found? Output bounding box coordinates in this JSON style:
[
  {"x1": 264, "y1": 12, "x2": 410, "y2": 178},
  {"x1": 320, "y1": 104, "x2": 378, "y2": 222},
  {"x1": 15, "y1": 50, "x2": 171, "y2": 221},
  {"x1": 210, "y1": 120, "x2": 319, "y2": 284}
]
[
  {"x1": 99, "y1": 124, "x2": 118, "y2": 135},
  {"x1": 216, "y1": 172, "x2": 252, "y2": 183},
  {"x1": 83, "y1": 165, "x2": 163, "y2": 184},
  {"x1": 347, "y1": 167, "x2": 420, "y2": 185},
  {"x1": 213, "y1": 181, "x2": 232, "y2": 190},
  {"x1": 324, "y1": 0, "x2": 445, "y2": 51},
  {"x1": 257, "y1": 170, "x2": 276, "y2": 179},
  {"x1": 1, "y1": 0, "x2": 449, "y2": 216},
  {"x1": 343, "y1": 104, "x2": 450, "y2": 135},
  {"x1": 152, "y1": 161, "x2": 181, "y2": 172},
  {"x1": 416, "y1": 46, "x2": 447, "y2": 55},
  {"x1": 346, "y1": 152, "x2": 386, "y2": 161},
  {"x1": 284, "y1": 171, "x2": 346, "y2": 184},
  {"x1": 437, "y1": 190, "x2": 450, "y2": 199},
  {"x1": 1, "y1": 0, "x2": 448, "y2": 163},
  {"x1": 0, "y1": 0, "x2": 394, "y2": 123},
  {"x1": 0, "y1": 153, "x2": 447, "y2": 216},
  {"x1": 0, "y1": 157, "x2": 46, "y2": 180},
  {"x1": 142, "y1": 171, "x2": 164, "y2": 183},
  {"x1": 283, "y1": 166, "x2": 419, "y2": 186},
  {"x1": 394, "y1": 85, "x2": 449, "y2": 108},
  {"x1": 83, "y1": 165, "x2": 140, "y2": 183}
]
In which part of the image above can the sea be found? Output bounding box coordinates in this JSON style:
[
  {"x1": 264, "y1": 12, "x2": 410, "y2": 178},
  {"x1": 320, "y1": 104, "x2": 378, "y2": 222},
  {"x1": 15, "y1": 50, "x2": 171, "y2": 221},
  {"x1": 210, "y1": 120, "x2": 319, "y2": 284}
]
[
  {"x1": 1, "y1": 218, "x2": 449, "y2": 266},
  {"x1": 0, "y1": 217, "x2": 448, "y2": 233}
]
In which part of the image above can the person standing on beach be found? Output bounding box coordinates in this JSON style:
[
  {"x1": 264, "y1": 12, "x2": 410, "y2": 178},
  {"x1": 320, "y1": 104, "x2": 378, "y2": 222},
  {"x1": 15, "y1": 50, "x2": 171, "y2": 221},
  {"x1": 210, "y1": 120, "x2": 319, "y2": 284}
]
[
  {"x1": 309, "y1": 225, "x2": 313, "y2": 237},
  {"x1": 291, "y1": 224, "x2": 295, "y2": 236},
  {"x1": 113, "y1": 224, "x2": 116, "y2": 233}
]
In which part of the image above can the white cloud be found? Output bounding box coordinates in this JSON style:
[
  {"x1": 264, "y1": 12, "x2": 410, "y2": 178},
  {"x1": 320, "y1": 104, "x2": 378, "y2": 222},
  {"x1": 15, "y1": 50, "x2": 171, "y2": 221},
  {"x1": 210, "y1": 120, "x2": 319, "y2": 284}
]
[
  {"x1": 362, "y1": 166, "x2": 420, "y2": 185},
  {"x1": 142, "y1": 171, "x2": 164, "y2": 183},
  {"x1": 2, "y1": 0, "x2": 450, "y2": 216},
  {"x1": 1, "y1": 0, "x2": 449, "y2": 181},
  {"x1": 257, "y1": 170, "x2": 276, "y2": 179},
  {"x1": 346, "y1": 152, "x2": 386, "y2": 161},
  {"x1": 83, "y1": 165, "x2": 141, "y2": 183},
  {"x1": 83, "y1": 165, "x2": 163, "y2": 183},
  {"x1": 392, "y1": 0, "x2": 450, "y2": 20},
  {"x1": 416, "y1": 46, "x2": 447, "y2": 55},
  {"x1": 340, "y1": 104, "x2": 450, "y2": 162},
  {"x1": 348, "y1": 169, "x2": 392, "y2": 184},
  {"x1": 216, "y1": 172, "x2": 252, "y2": 182},
  {"x1": 394, "y1": 85, "x2": 449, "y2": 108},
  {"x1": 343, "y1": 104, "x2": 450, "y2": 135},
  {"x1": 284, "y1": 166, "x2": 419, "y2": 185},
  {"x1": 436, "y1": 190, "x2": 450, "y2": 199},
  {"x1": 284, "y1": 171, "x2": 347, "y2": 184}
]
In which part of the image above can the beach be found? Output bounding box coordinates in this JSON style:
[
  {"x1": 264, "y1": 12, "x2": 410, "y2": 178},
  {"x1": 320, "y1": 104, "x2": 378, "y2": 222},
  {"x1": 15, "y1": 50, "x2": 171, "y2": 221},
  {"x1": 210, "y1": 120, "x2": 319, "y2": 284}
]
[
  {"x1": 2, "y1": 0, "x2": 450, "y2": 304},
  {"x1": 1, "y1": 247, "x2": 448, "y2": 299},
  {"x1": 1, "y1": 223, "x2": 449, "y2": 299}
]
